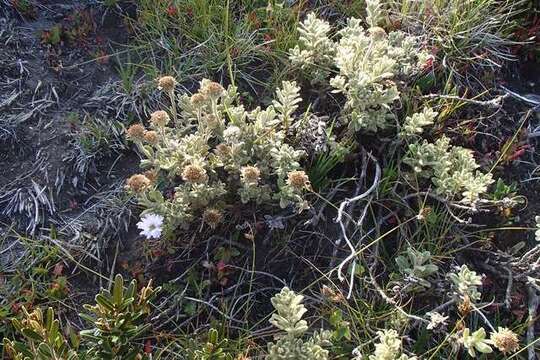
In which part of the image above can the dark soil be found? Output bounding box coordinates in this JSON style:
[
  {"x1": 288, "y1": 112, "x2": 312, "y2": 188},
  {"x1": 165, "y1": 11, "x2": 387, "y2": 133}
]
[{"x1": 0, "y1": 1, "x2": 136, "y2": 231}]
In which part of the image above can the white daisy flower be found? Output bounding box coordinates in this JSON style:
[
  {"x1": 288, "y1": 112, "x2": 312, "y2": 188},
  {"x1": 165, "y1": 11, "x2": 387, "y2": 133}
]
[{"x1": 137, "y1": 213, "x2": 164, "y2": 239}]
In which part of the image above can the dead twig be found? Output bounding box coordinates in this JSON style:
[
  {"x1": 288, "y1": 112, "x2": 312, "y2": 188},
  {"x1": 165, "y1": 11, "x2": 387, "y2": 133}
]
[
  {"x1": 335, "y1": 151, "x2": 381, "y2": 298},
  {"x1": 422, "y1": 93, "x2": 508, "y2": 109},
  {"x1": 527, "y1": 283, "x2": 539, "y2": 360}
]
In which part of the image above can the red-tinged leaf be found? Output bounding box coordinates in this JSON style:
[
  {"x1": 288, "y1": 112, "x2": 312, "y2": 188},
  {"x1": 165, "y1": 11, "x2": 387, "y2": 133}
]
[
  {"x1": 486, "y1": 303, "x2": 500, "y2": 313},
  {"x1": 216, "y1": 260, "x2": 227, "y2": 273},
  {"x1": 53, "y1": 262, "x2": 64, "y2": 276},
  {"x1": 507, "y1": 148, "x2": 526, "y2": 162},
  {"x1": 151, "y1": 249, "x2": 164, "y2": 257},
  {"x1": 11, "y1": 302, "x2": 22, "y2": 313},
  {"x1": 511, "y1": 291, "x2": 525, "y2": 305},
  {"x1": 166, "y1": 6, "x2": 177, "y2": 17},
  {"x1": 144, "y1": 339, "x2": 153, "y2": 354},
  {"x1": 68, "y1": 199, "x2": 78, "y2": 209},
  {"x1": 482, "y1": 275, "x2": 494, "y2": 287},
  {"x1": 511, "y1": 308, "x2": 526, "y2": 322},
  {"x1": 422, "y1": 56, "x2": 434, "y2": 71},
  {"x1": 95, "y1": 49, "x2": 109, "y2": 65}
]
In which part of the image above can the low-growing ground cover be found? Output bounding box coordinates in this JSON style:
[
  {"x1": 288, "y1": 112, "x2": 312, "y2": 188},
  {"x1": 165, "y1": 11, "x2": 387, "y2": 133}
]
[{"x1": 0, "y1": 0, "x2": 539, "y2": 358}]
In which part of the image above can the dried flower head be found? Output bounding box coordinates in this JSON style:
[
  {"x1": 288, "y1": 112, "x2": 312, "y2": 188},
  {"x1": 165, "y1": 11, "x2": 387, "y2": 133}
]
[
  {"x1": 458, "y1": 295, "x2": 472, "y2": 316},
  {"x1": 190, "y1": 93, "x2": 207, "y2": 107},
  {"x1": 126, "y1": 174, "x2": 151, "y2": 193},
  {"x1": 241, "y1": 166, "x2": 261, "y2": 185},
  {"x1": 126, "y1": 124, "x2": 146, "y2": 140},
  {"x1": 203, "y1": 208, "x2": 223, "y2": 229},
  {"x1": 143, "y1": 169, "x2": 158, "y2": 183},
  {"x1": 234, "y1": 355, "x2": 251, "y2": 360},
  {"x1": 150, "y1": 110, "x2": 170, "y2": 127},
  {"x1": 144, "y1": 130, "x2": 159, "y2": 145},
  {"x1": 214, "y1": 143, "x2": 232, "y2": 157},
  {"x1": 181, "y1": 164, "x2": 208, "y2": 184},
  {"x1": 368, "y1": 26, "x2": 387, "y2": 40},
  {"x1": 204, "y1": 114, "x2": 220, "y2": 129},
  {"x1": 157, "y1": 75, "x2": 177, "y2": 92},
  {"x1": 321, "y1": 285, "x2": 345, "y2": 303},
  {"x1": 286, "y1": 171, "x2": 310, "y2": 190},
  {"x1": 490, "y1": 327, "x2": 519, "y2": 354},
  {"x1": 202, "y1": 81, "x2": 225, "y2": 98}
]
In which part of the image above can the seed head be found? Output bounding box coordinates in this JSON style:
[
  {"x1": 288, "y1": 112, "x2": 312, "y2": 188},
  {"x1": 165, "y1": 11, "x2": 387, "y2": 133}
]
[
  {"x1": 144, "y1": 130, "x2": 159, "y2": 145},
  {"x1": 190, "y1": 93, "x2": 207, "y2": 107},
  {"x1": 150, "y1": 110, "x2": 170, "y2": 127},
  {"x1": 203, "y1": 208, "x2": 223, "y2": 229},
  {"x1": 202, "y1": 81, "x2": 225, "y2": 98},
  {"x1": 126, "y1": 124, "x2": 146, "y2": 140},
  {"x1": 157, "y1": 75, "x2": 177, "y2": 92},
  {"x1": 214, "y1": 143, "x2": 231, "y2": 157},
  {"x1": 181, "y1": 164, "x2": 208, "y2": 184},
  {"x1": 321, "y1": 285, "x2": 345, "y2": 303},
  {"x1": 235, "y1": 355, "x2": 251, "y2": 360},
  {"x1": 126, "y1": 174, "x2": 151, "y2": 193},
  {"x1": 286, "y1": 170, "x2": 310, "y2": 190},
  {"x1": 241, "y1": 166, "x2": 261, "y2": 186},
  {"x1": 369, "y1": 26, "x2": 387, "y2": 40},
  {"x1": 143, "y1": 169, "x2": 158, "y2": 183},
  {"x1": 490, "y1": 327, "x2": 519, "y2": 354},
  {"x1": 204, "y1": 114, "x2": 220, "y2": 129}
]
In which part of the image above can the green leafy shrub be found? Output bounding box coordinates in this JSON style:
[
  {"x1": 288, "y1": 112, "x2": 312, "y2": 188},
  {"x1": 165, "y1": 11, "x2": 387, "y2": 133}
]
[
  {"x1": 4, "y1": 275, "x2": 159, "y2": 360},
  {"x1": 289, "y1": 0, "x2": 429, "y2": 132},
  {"x1": 126, "y1": 78, "x2": 313, "y2": 237},
  {"x1": 448, "y1": 265, "x2": 483, "y2": 301},
  {"x1": 395, "y1": 247, "x2": 438, "y2": 289},
  {"x1": 267, "y1": 287, "x2": 332, "y2": 359},
  {"x1": 189, "y1": 328, "x2": 233, "y2": 360},
  {"x1": 79, "y1": 275, "x2": 159, "y2": 359},
  {"x1": 353, "y1": 328, "x2": 417, "y2": 360},
  {"x1": 404, "y1": 136, "x2": 493, "y2": 204},
  {"x1": 4, "y1": 307, "x2": 79, "y2": 360}
]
